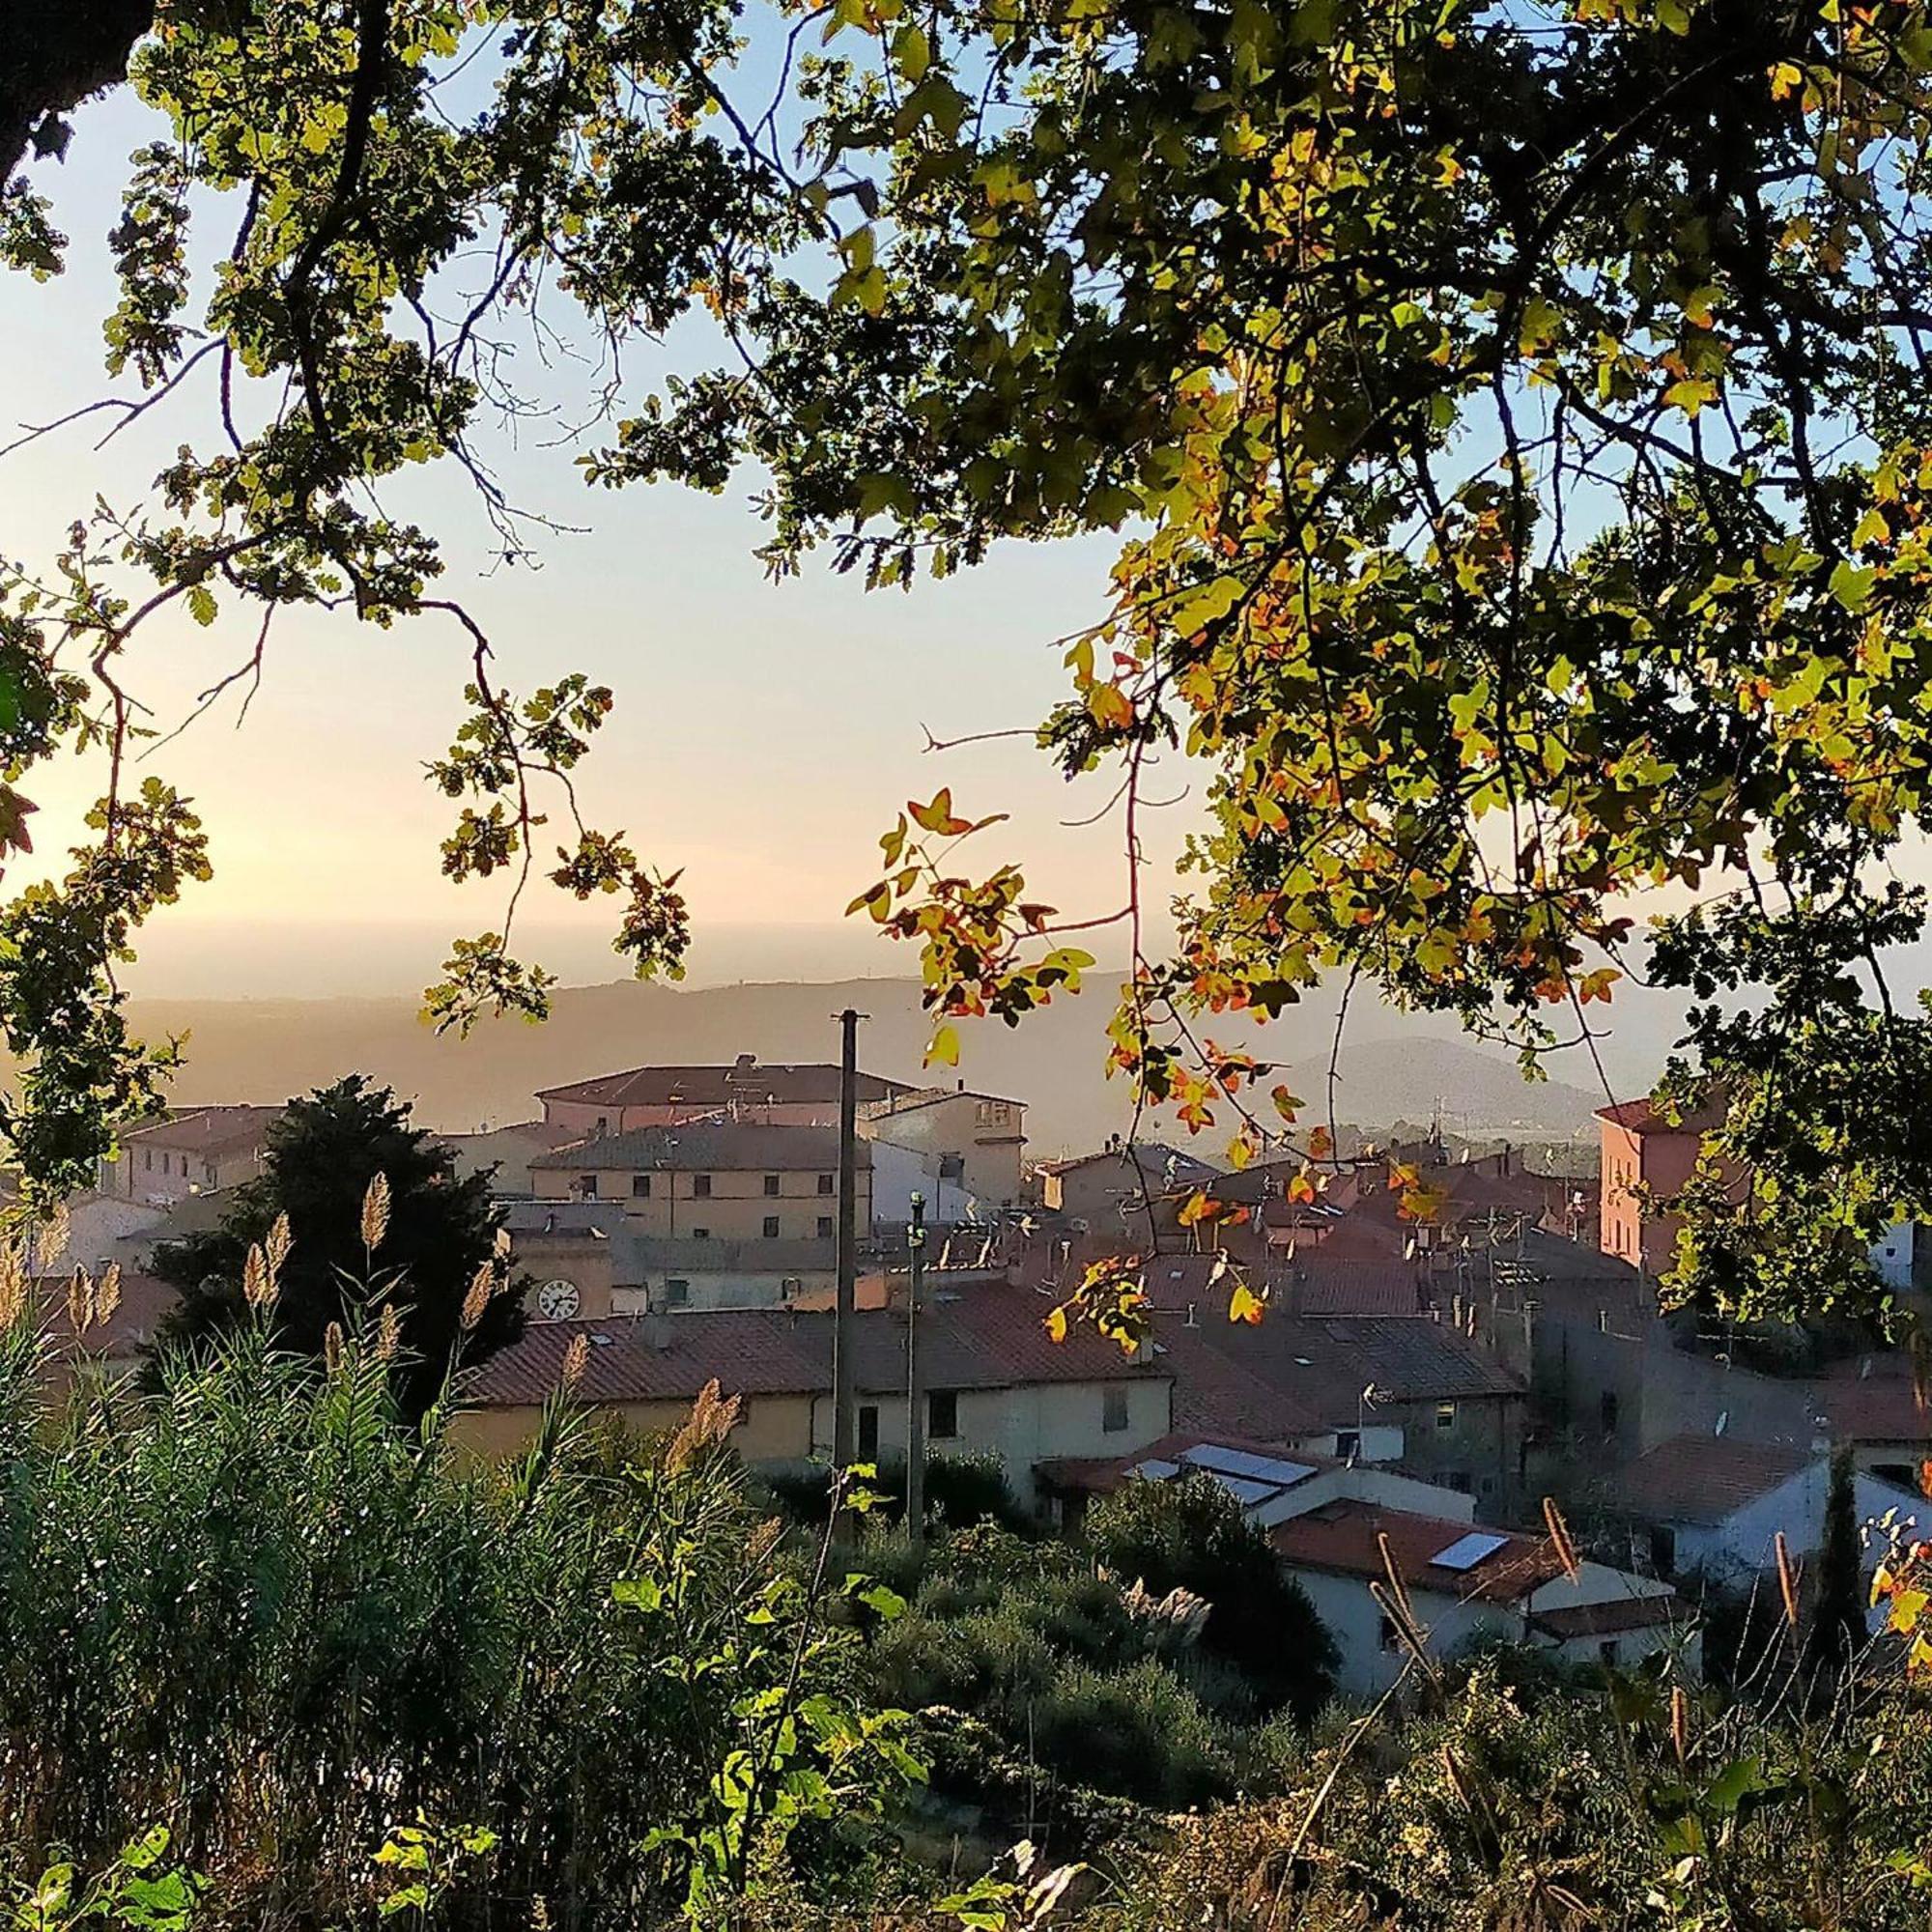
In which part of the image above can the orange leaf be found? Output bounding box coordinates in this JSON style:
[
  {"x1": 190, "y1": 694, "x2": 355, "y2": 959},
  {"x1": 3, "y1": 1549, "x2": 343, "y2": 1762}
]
[
  {"x1": 1044, "y1": 1306, "x2": 1068, "y2": 1344},
  {"x1": 1229, "y1": 1282, "x2": 1266, "y2": 1325}
]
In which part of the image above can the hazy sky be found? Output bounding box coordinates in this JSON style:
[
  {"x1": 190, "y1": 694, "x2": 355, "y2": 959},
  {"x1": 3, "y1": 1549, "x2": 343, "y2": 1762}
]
[{"x1": 0, "y1": 90, "x2": 1186, "y2": 1000}]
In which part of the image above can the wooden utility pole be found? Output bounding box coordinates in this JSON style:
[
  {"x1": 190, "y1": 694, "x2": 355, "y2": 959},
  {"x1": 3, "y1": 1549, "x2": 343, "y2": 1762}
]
[
  {"x1": 832, "y1": 1009, "x2": 862, "y2": 1489},
  {"x1": 903, "y1": 1189, "x2": 927, "y2": 1553}
]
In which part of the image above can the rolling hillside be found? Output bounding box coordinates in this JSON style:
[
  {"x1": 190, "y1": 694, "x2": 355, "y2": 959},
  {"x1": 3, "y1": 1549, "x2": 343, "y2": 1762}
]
[{"x1": 70, "y1": 975, "x2": 1618, "y2": 1157}]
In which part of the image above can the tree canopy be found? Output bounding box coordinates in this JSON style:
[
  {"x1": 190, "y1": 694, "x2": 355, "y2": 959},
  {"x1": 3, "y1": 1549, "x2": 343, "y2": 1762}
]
[
  {"x1": 150, "y1": 1074, "x2": 523, "y2": 1410},
  {"x1": 8, "y1": 0, "x2": 1932, "y2": 1320}
]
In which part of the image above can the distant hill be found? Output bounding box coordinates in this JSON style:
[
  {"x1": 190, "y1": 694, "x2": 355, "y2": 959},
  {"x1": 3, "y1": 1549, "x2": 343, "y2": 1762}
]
[
  {"x1": 1278, "y1": 1036, "x2": 1605, "y2": 1147},
  {"x1": 55, "y1": 975, "x2": 1618, "y2": 1158}
]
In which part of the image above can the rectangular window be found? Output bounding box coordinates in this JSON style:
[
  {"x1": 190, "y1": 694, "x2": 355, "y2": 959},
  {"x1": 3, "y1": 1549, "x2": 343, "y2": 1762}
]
[
  {"x1": 858, "y1": 1405, "x2": 880, "y2": 1458},
  {"x1": 694, "y1": 1174, "x2": 712, "y2": 1198},
  {"x1": 764, "y1": 1174, "x2": 781, "y2": 1196},
  {"x1": 817, "y1": 1174, "x2": 835, "y2": 1196},
  {"x1": 691, "y1": 1227, "x2": 710, "y2": 1241},
  {"x1": 143, "y1": 1149, "x2": 152, "y2": 1171},
  {"x1": 578, "y1": 1176, "x2": 598, "y2": 1200},
  {"x1": 665, "y1": 1278, "x2": 690, "y2": 1307},
  {"x1": 1334, "y1": 1428, "x2": 1360, "y2": 1460},
  {"x1": 816, "y1": 1215, "x2": 834, "y2": 1239},
  {"x1": 762, "y1": 1215, "x2": 781, "y2": 1238},
  {"x1": 204, "y1": 1164, "x2": 216, "y2": 1188},
  {"x1": 1435, "y1": 1401, "x2": 1458, "y2": 1431},
  {"x1": 1102, "y1": 1387, "x2": 1129, "y2": 1434},
  {"x1": 927, "y1": 1389, "x2": 958, "y2": 1440},
  {"x1": 633, "y1": 1174, "x2": 652, "y2": 1198}
]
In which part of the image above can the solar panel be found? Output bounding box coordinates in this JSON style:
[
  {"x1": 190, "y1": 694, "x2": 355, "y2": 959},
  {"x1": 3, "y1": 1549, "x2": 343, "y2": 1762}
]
[
  {"x1": 1207, "y1": 1473, "x2": 1279, "y2": 1507},
  {"x1": 1430, "y1": 1532, "x2": 1510, "y2": 1572},
  {"x1": 1127, "y1": 1458, "x2": 1181, "y2": 1481},
  {"x1": 1179, "y1": 1443, "x2": 1318, "y2": 1488}
]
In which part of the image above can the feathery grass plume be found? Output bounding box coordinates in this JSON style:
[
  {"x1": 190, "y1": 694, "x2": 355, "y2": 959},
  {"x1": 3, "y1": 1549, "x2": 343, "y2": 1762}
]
[
  {"x1": 1368, "y1": 1578, "x2": 1437, "y2": 1684},
  {"x1": 1671, "y1": 1685, "x2": 1690, "y2": 1766},
  {"x1": 242, "y1": 1242, "x2": 274, "y2": 1311},
  {"x1": 1543, "y1": 1496, "x2": 1580, "y2": 1582},
  {"x1": 666, "y1": 1378, "x2": 742, "y2": 1471},
  {"x1": 361, "y1": 1173, "x2": 391, "y2": 1253},
  {"x1": 95, "y1": 1263, "x2": 122, "y2": 1326},
  {"x1": 1776, "y1": 1531, "x2": 1801, "y2": 1628},
  {"x1": 0, "y1": 1240, "x2": 27, "y2": 1328},
  {"x1": 38, "y1": 1201, "x2": 71, "y2": 1268},
  {"x1": 324, "y1": 1321, "x2": 344, "y2": 1375},
  {"x1": 266, "y1": 1210, "x2": 293, "y2": 1280},
  {"x1": 1378, "y1": 1529, "x2": 1415, "y2": 1627},
  {"x1": 376, "y1": 1303, "x2": 402, "y2": 1361},
  {"x1": 66, "y1": 1267, "x2": 93, "y2": 1335},
  {"x1": 560, "y1": 1332, "x2": 589, "y2": 1394},
  {"x1": 460, "y1": 1263, "x2": 494, "y2": 1333}
]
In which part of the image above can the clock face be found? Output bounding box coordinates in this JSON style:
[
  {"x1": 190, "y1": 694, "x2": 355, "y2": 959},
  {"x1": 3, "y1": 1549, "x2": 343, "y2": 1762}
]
[{"x1": 537, "y1": 1278, "x2": 581, "y2": 1321}]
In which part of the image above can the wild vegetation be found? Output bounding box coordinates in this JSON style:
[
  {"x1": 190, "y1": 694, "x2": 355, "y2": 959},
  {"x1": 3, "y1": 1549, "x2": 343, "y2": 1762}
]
[{"x1": 6, "y1": 1224, "x2": 1932, "y2": 1930}]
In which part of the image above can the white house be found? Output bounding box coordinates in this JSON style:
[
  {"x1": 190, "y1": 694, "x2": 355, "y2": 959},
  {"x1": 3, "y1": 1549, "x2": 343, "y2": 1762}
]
[
  {"x1": 1606, "y1": 1434, "x2": 1919, "y2": 1587},
  {"x1": 1047, "y1": 1432, "x2": 1686, "y2": 1694},
  {"x1": 867, "y1": 1138, "x2": 977, "y2": 1227}
]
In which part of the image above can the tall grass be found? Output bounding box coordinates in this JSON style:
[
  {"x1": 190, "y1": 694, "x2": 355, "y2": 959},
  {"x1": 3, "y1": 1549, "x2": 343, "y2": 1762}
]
[{"x1": 0, "y1": 1312, "x2": 847, "y2": 1928}]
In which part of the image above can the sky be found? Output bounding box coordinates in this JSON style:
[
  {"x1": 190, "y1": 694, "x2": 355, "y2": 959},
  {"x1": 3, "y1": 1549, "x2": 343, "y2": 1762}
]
[{"x1": 0, "y1": 87, "x2": 1189, "y2": 1000}]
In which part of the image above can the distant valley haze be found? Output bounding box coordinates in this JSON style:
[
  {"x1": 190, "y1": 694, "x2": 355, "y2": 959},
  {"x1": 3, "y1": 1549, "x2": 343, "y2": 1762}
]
[{"x1": 71, "y1": 913, "x2": 1699, "y2": 1158}]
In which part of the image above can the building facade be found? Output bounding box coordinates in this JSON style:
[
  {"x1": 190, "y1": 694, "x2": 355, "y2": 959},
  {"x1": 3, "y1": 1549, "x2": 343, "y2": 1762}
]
[
  {"x1": 860, "y1": 1086, "x2": 1028, "y2": 1211},
  {"x1": 102, "y1": 1106, "x2": 283, "y2": 1207}
]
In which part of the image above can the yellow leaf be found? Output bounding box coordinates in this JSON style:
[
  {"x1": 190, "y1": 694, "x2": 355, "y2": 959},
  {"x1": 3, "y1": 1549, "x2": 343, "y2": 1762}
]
[
  {"x1": 1890, "y1": 1586, "x2": 1930, "y2": 1635},
  {"x1": 1044, "y1": 1306, "x2": 1068, "y2": 1344},
  {"x1": 1229, "y1": 1283, "x2": 1265, "y2": 1325},
  {"x1": 925, "y1": 1023, "x2": 960, "y2": 1067}
]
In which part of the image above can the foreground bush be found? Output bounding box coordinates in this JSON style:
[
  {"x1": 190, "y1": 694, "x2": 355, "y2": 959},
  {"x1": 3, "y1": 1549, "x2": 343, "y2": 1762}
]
[{"x1": 0, "y1": 1314, "x2": 908, "y2": 1927}]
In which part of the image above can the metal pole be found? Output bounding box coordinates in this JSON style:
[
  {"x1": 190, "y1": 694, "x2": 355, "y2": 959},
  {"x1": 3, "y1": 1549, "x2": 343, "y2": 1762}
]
[
  {"x1": 904, "y1": 1190, "x2": 927, "y2": 1553},
  {"x1": 832, "y1": 1009, "x2": 861, "y2": 1485}
]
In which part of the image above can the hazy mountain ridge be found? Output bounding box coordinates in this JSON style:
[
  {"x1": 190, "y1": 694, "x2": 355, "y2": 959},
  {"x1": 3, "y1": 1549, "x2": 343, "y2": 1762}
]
[{"x1": 54, "y1": 976, "x2": 1622, "y2": 1157}]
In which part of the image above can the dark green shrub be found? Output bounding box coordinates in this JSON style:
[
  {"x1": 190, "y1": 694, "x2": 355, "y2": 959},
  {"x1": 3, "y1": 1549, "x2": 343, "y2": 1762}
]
[{"x1": 1085, "y1": 1475, "x2": 1338, "y2": 1719}]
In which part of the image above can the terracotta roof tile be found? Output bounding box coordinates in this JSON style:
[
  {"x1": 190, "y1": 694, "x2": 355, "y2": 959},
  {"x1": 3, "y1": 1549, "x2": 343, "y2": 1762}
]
[
  {"x1": 536, "y1": 1063, "x2": 909, "y2": 1110},
  {"x1": 1269, "y1": 1499, "x2": 1561, "y2": 1603},
  {"x1": 1608, "y1": 1435, "x2": 1815, "y2": 1525},
  {"x1": 466, "y1": 1283, "x2": 1168, "y2": 1408},
  {"x1": 123, "y1": 1105, "x2": 283, "y2": 1158}
]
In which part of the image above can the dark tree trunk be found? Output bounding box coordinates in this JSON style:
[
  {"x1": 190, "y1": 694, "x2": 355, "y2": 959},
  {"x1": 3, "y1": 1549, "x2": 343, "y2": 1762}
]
[{"x1": 1, "y1": 0, "x2": 156, "y2": 188}]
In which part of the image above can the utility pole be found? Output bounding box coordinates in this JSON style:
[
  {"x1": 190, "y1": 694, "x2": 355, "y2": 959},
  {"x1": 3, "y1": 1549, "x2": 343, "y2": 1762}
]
[
  {"x1": 832, "y1": 1009, "x2": 863, "y2": 1492},
  {"x1": 904, "y1": 1190, "x2": 927, "y2": 1554}
]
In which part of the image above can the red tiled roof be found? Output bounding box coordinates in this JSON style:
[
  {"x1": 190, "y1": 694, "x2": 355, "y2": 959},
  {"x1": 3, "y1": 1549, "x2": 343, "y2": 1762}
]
[
  {"x1": 36, "y1": 1271, "x2": 178, "y2": 1359},
  {"x1": 1595, "y1": 1097, "x2": 1725, "y2": 1135},
  {"x1": 1269, "y1": 1500, "x2": 1561, "y2": 1604},
  {"x1": 123, "y1": 1106, "x2": 283, "y2": 1157},
  {"x1": 466, "y1": 1283, "x2": 1168, "y2": 1409},
  {"x1": 537, "y1": 1062, "x2": 910, "y2": 1109},
  {"x1": 1608, "y1": 1435, "x2": 1815, "y2": 1525},
  {"x1": 1530, "y1": 1595, "x2": 1685, "y2": 1639},
  {"x1": 1819, "y1": 1375, "x2": 1930, "y2": 1444}
]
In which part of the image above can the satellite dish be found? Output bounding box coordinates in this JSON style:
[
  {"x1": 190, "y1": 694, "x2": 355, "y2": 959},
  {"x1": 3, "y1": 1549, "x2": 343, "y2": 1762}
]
[{"x1": 537, "y1": 1278, "x2": 582, "y2": 1321}]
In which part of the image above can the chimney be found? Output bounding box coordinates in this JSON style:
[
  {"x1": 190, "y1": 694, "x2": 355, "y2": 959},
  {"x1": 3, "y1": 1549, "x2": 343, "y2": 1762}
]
[
  {"x1": 1184, "y1": 1302, "x2": 1200, "y2": 1329},
  {"x1": 643, "y1": 1311, "x2": 673, "y2": 1351}
]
